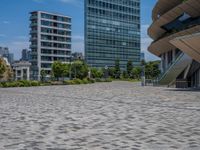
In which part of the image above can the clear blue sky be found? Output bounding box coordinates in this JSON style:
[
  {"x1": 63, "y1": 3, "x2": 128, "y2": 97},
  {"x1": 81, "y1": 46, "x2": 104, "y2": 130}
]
[{"x1": 0, "y1": 0, "x2": 158, "y2": 61}]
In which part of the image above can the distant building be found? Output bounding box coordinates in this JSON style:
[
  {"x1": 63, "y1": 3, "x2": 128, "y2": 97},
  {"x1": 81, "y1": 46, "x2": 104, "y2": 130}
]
[
  {"x1": 0, "y1": 47, "x2": 9, "y2": 56},
  {"x1": 140, "y1": 52, "x2": 145, "y2": 61},
  {"x1": 21, "y1": 49, "x2": 31, "y2": 61},
  {"x1": 8, "y1": 53, "x2": 14, "y2": 64},
  {"x1": 85, "y1": 0, "x2": 141, "y2": 69},
  {"x1": 0, "y1": 47, "x2": 14, "y2": 64},
  {"x1": 12, "y1": 61, "x2": 31, "y2": 81},
  {"x1": 30, "y1": 11, "x2": 72, "y2": 80},
  {"x1": 71, "y1": 52, "x2": 84, "y2": 61}
]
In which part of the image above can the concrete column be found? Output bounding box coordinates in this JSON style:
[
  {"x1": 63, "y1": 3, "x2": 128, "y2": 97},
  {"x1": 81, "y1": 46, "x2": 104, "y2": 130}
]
[
  {"x1": 173, "y1": 49, "x2": 176, "y2": 61},
  {"x1": 21, "y1": 68, "x2": 23, "y2": 80},
  {"x1": 27, "y1": 67, "x2": 30, "y2": 80},
  {"x1": 161, "y1": 54, "x2": 164, "y2": 73},
  {"x1": 165, "y1": 52, "x2": 168, "y2": 69},
  {"x1": 198, "y1": 69, "x2": 200, "y2": 88},
  {"x1": 15, "y1": 69, "x2": 18, "y2": 81}
]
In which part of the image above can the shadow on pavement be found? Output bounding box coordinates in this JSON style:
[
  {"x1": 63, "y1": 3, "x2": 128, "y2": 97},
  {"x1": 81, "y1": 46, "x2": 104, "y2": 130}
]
[{"x1": 165, "y1": 88, "x2": 200, "y2": 92}]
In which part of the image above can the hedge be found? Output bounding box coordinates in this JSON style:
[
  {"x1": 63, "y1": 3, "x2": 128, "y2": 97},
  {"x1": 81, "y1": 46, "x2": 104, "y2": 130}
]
[{"x1": 0, "y1": 80, "x2": 41, "y2": 88}]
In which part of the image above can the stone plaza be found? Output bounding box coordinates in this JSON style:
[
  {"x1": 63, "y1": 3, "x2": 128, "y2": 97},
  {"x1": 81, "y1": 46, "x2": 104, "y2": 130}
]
[{"x1": 0, "y1": 81, "x2": 200, "y2": 150}]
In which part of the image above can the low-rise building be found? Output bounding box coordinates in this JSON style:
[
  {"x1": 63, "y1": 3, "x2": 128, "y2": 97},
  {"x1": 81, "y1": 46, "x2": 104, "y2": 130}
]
[
  {"x1": 71, "y1": 52, "x2": 84, "y2": 61},
  {"x1": 12, "y1": 61, "x2": 31, "y2": 81}
]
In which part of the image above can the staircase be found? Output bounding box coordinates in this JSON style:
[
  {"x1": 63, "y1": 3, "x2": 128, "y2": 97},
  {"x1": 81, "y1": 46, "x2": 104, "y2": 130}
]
[{"x1": 159, "y1": 52, "x2": 192, "y2": 85}]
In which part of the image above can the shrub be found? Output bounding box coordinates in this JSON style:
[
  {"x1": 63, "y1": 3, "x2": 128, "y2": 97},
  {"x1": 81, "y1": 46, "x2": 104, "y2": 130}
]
[
  {"x1": 30, "y1": 81, "x2": 40, "y2": 86},
  {"x1": 1, "y1": 82, "x2": 7, "y2": 87},
  {"x1": 40, "y1": 82, "x2": 51, "y2": 86},
  {"x1": 95, "y1": 78, "x2": 112, "y2": 82},
  {"x1": 105, "y1": 78, "x2": 112, "y2": 82},
  {"x1": 19, "y1": 80, "x2": 31, "y2": 87},
  {"x1": 9, "y1": 82, "x2": 19, "y2": 87},
  {"x1": 88, "y1": 78, "x2": 95, "y2": 83},
  {"x1": 73, "y1": 79, "x2": 83, "y2": 84},
  {"x1": 0, "y1": 82, "x2": 19, "y2": 88},
  {"x1": 64, "y1": 80, "x2": 75, "y2": 85},
  {"x1": 0, "y1": 80, "x2": 41, "y2": 88},
  {"x1": 50, "y1": 81, "x2": 62, "y2": 85},
  {"x1": 18, "y1": 82, "x2": 25, "y2": 87},
  {"x1": 95, "y1": 78, "x2": 102, "y2": 82},
  {"x1": 82, "y1": 78, "x2": 89, "y2": 84}
]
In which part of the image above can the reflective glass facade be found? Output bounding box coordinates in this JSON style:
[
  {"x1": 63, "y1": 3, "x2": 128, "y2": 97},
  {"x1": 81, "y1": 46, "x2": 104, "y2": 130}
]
[{"x1": 85, "y1": 0, "x2": 141, "y2": 68}]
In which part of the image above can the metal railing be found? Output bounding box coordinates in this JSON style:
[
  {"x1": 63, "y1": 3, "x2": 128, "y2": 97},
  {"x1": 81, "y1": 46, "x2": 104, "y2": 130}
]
[
  {"x1": 144, "y1": 79, "x2": 159, "y2": 86},
  {"x1": 158, "y1": 52, "x2": 184, "y2": 81}
]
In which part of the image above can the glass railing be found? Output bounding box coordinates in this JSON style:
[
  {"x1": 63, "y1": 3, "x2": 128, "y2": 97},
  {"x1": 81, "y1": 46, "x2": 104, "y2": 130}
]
[
  {"x1": 159, "y1": 52, "x2": 184, "y2": 81},
  {"x1": 152, "y1": 17, "x2": 200, "y2": 43}
]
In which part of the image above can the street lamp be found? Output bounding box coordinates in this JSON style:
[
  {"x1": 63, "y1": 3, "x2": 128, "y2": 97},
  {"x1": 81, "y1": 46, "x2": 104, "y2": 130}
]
[
  {"x1": 88, "y1": 64, "x2": 92, "y2": 79},
  {"x1": 104, "y1": 65, "x2": 108, "y2": 79},
  {"x1": 69, "y1": 55, "x2": 72, "y2": 80},
  {"x1": 141, "y1": 61, "x2": 145, "y2": 86}
]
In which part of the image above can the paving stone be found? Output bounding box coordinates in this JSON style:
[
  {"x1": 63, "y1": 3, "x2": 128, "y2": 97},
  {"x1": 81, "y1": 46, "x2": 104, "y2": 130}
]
[{"x1": 0, "y1": 81, "x2": 200, "y2": 149}]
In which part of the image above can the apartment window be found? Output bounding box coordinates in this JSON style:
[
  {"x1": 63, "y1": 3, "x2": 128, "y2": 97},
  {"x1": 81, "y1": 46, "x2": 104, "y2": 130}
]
[
  {"x1": 41, "y1": 13, "x2": 52, "y2": 20},
  {"x1": 41, "y1": 20, "x2": 52, "y2": 27}
]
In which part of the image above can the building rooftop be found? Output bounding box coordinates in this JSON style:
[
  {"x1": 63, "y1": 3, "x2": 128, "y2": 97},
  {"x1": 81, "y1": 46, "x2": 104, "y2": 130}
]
[{"x1": 30, "y1": 10, "x2": 72, "y2": 19}]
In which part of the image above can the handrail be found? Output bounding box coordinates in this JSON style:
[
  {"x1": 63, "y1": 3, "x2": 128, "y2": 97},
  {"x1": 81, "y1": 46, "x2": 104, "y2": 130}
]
[{"x1": 159, "y1": 52, "x2": 184, "y2": 81}]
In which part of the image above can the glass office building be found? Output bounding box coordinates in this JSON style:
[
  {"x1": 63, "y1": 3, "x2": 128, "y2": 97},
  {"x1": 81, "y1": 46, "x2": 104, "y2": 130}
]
[{"x1": 85, "y1": 0, "x2": 141, "y2": 69}]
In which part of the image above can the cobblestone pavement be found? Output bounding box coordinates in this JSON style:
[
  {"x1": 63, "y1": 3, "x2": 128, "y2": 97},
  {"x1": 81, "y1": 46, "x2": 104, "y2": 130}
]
[{"x1": 0, "y1": 82, "x2": 200, "y2": 150}]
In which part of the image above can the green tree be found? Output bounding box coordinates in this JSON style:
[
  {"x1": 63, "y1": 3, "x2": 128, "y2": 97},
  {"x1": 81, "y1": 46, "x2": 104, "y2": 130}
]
[
  {"x1": 51, "y1": 61, "x2": 67, "y2": 80},
  {"x1": 62, "y1": 64, "x2": 70, "y2": 78},
  {"x1": 122, "y1": 71, "x2": 129, "y2": 79},
  {"x1": 6, "y1": 67, "x2": 13, "y2": 81},
  {"x1": 145, "y1": 61, "x2": 161, "y2": 79},
  {"x1": 127, "y1": 60, "x2": 133, "y2": 78},
  {"x1": 114, "y1": 59, "x2": 121, "y2": 79},
  {"x1": 108, "y1": 67, "x2": 115, "y2": 78},
  {"x1": 91, "y1": 68, "x2": 103, "y2": 78},
  {"x1": 0, "y1": 58, "x2": 6, "y2": 79},
  {"x1": 131, "y1": 67, "x2": 142, "y2": 79},
  {"x1": 71, "y1": 61, "x2": 89, "y2": 79},
  {"x1": 40, "y1": 69, "x2": 47, "y2": 82},
  {"x1": 141, "y1": 59, "x2": 146, "y2": 66}
]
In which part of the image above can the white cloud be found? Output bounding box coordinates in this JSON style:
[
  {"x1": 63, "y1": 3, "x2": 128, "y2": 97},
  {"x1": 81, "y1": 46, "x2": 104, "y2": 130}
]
[
  {"x1": 60, "y1": 0, "x2": 73, "y2": 2},
  {"x1": 11, "y1": 41, "x2": 30, "y2": 58},
  {"x1": 73, "y1": 35, "x2": 84, "y2": 41},
  {"x1": 2, "y1": 21, "x2": 10, "y2": 24},
  {"x1": 15, "y1": 36, "x2": 29, "y2": 40},
  {"x1": 0, "y1": 34, "x2": 6, "y2": 37},
  {"x1": 32, "y1": 0, "x2": 82, "y2": 7},
  {"x1": 32, "y1": 0, "x2": 44, "y2": 3},
  {"x1": 72, "y1": 41, "x2": 84, "y2": 53},
  {"x1": 141, "y1": 24, "x2": 159, "y2": 61},
  {"x1": 72, "y1": 35, "x2": 84, "y2": 53},
  {"x1": 59, "y1": 0, "x2": 83, "y2": 7}
]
